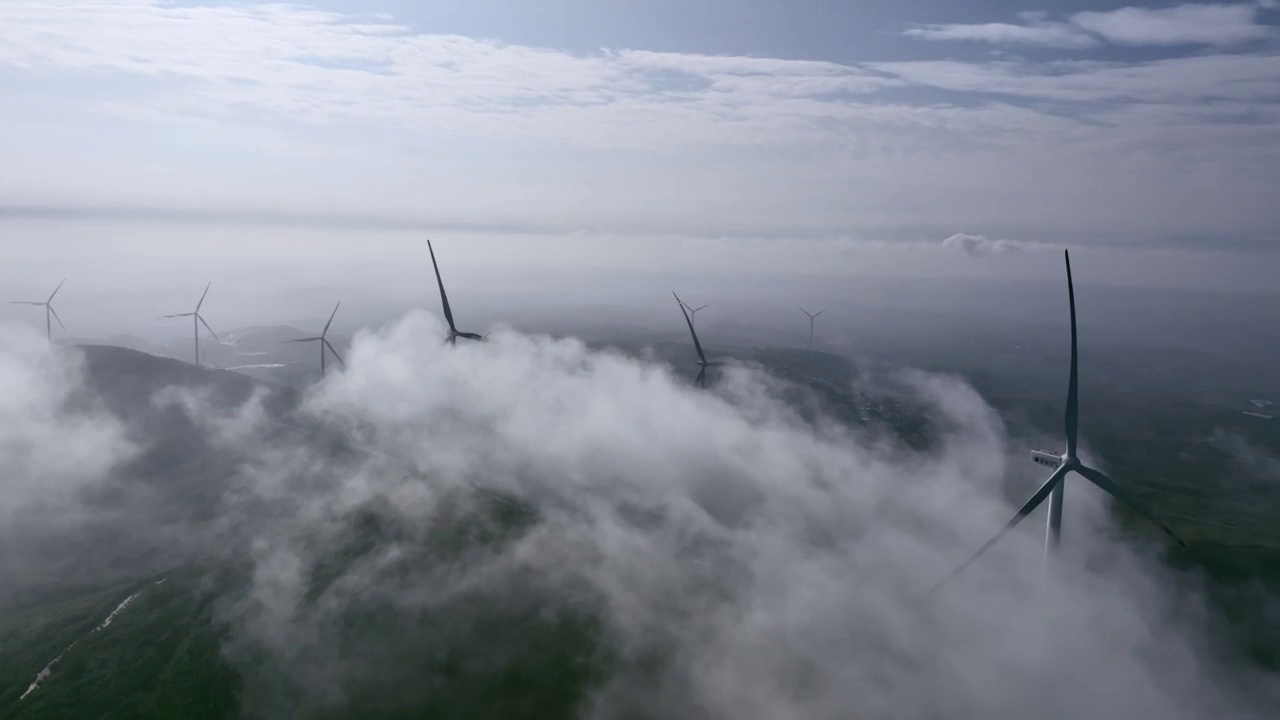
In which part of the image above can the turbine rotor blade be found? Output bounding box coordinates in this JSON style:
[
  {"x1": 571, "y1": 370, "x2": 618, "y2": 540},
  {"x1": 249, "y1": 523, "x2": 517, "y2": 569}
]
[
  {"x1": 814, "y1": 309, "x2": 826, "y2": 318},
  {"x1": 695, "y1": 365, "x2": 707, "y2": 388},
  {"x1": 197, "y1": 313, "x2": 219, "y2": 342},
  {"x1": 1075, "y1": 465, "x2": 1186, "y2": 547},
  {"x1": 11, "y1": 301, "x2": 44, "y2": 305},
  {"x1": 798, "y1": 306, "x2": 813, "y2": 319},
  {"x1": 427, "y1": 239, "x2": 458, "y2": 332},
  {"x1": 1065, "y1": 249, "x2": 1079, "y2": 457},
  {"x1": 48, "y1": 305, "x2": 66, "y2": 331},
  {"x1": 693, "y1": 304, "x2": 709, "y2": 313},
  {"x1": 162, "y1": 313, "x2": 195, "y2": 318},
  {"x1": 674, "y1": 292, "x2": 708, "y2": 364},
  {"x1": 323, "y1": 338, "x2": 345, "y2": 366},
  {"x1": 281, "y1": 337, "x2": 322, "y2": 343},
  {"x1": 928, "y1": 465, "x2": 1069, "y2": 595},
  {"x1": 196, "y1": 282, "x2": 211, "y2": 312},
  {"x1": 322, "y1": 301, "x2": 341, "y2": 337},
  {"x1": 48, "y1": 279, "x2": 66, "y2": 303}
]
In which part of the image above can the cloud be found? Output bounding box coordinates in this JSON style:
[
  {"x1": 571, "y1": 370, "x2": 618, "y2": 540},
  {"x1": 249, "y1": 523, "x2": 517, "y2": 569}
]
[
  {"x1": 1073, "y1": 3, "x2": 1273, "y2": 46},
  {"x1": 9, "y1": 311, "x2": 1277, "y2": 715},
  {"x1": 0, "y1": 2, "x2": 1278, "y2": 250},
  {"x1": 905, "y1": 2, "x2": 1275, "y2": 48},
  {"x1": 942, "y1": 233, "x2": 1027, "y2": 256},
  {"x1": 0, "y1": 1, "x2": 900, "y2": 149},
  {"x1": 903, "y1": 21, "x2": 1097, "y2": 49},
  {"x1": 0, "y1": 324, "x2": 135, "y2": 597}
]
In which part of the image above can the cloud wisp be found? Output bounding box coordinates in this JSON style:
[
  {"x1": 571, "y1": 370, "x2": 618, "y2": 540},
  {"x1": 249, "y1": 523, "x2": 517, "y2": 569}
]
[
  {"x1": 4, "y1": 311, "x2": 1276, "y2": 716},
  {"x1": 906, "y1": 2, "x2": 1277, "y2": 49},
  {"x1": 941, "y1": 233, "x2": 1032, "y2": 256}
]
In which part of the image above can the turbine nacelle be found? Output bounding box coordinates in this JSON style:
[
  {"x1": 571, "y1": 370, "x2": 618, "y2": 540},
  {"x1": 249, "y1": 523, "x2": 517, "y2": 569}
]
[{"x1": 1031, "y1": 450, "x2": 1064, "y2": 469}]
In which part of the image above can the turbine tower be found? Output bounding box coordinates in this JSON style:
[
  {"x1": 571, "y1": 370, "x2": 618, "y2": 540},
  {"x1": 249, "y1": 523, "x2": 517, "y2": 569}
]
[
  {"x1": 428, "y1": 239, "x2": 485, "y2": 344},
  {"x1": 674, "y1": 292, "x2": 719, "y2": 388},
  {"x1": 282, "y1": 302, "x2": 345, "y2": 376},
  {"x1": 929, "y1": 250, "x2": 1184, "y2": 594},
  {"x1": 163, "y1": 282, "x2": 218, "y2": 366},
  {"x1": 10, "y1": 279, "x2": 66, "y2": 344},
  {"x1": 798, "y1": 306, "x2": 825, "y2": 349}
]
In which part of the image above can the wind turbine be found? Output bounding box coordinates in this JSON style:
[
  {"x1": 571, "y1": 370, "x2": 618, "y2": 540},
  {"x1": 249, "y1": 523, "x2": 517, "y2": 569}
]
[
  {"x1": 678, "y1": 297, "x2": 710, "y2": 328},
  {"x1": 798, "y1": 306, "x2": 825, "y2": 349},
  {"x1": 10, "y1": 279, "x2": 66, "y2": 344},
  {"x1": 162, "y1": 282, "x2": 218, "y2": 366},
  {"x1": 428, "y1": 239, "x2": 484, "y2": 344},
  {"x1": 674, "y1": 292, "x2": 719, "y2": 388},
  {"x1": 929, "y1": 250, "x2": 1184, "y2": 595},
  {"x1": 282, "y1": 302, "x2": 345, "y2": 376}
]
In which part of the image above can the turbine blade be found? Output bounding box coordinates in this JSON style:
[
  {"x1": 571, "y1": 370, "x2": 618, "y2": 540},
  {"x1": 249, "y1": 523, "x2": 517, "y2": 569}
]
[
  {"x1": 693, "y1": 304, "x2": 709, "y2": 313},
  {"x1": 323, "y1": 339, "x2": 345, "y2": 366},
  {"x1": 928, "y1": 465, "x2": 1069, "y2": 595},
  {"x1": 814, "y1": 309, "x2": 826, "y2": 318},
  {"x1": 47, "y1": 279, "x2": 65, "y2": 303},
  {"x1": 798, "y1": 305, "x2": 812, "y2": 319},
  {"x1": 162, "y1": 313, "x2": 195, "y2": 318},
  {"x1": 11, "y1": 301, "x2": 44, "y2": 305},
  {"x1": 1075, "y1": 466, "x2": 1186, "y2": 547},
  {"x1": 196, "y1": 282, "x2": 211, "y2": 312},
  {"x1": 1065, "y1": 249, "x2": 1078, "y2": 457},
  {"x1": 48, "y1": 304, "x2": 66, "y2": 331},
  {"x1": 197, "y1": 313, "x2": 219, "y2": 342},
  {"x1": 695, "y1": 365, "x2": 707, "y2": 388},
  {"x1": 427, "y1": 239, "x2": 458, "y2": 332},
  {"x1": 322, "y1": 301, "x2": 341, "y2": 337},
  {"x1": 281, "y1": 337, "x2": 322, "y2": 343},
  {"x1": 674, "y1": 292, "x2": 708, "y2": 364}
]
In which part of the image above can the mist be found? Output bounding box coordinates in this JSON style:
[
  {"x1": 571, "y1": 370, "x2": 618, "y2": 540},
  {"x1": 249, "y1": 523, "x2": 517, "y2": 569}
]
[{"x1": 2, "y1": 309, "x2": 1276, "y2": 717}]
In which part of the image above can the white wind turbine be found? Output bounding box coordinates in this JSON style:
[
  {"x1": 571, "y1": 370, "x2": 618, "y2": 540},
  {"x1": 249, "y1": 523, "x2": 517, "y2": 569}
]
[{"x1": 930, "y1": 250, "x2": 1184, "y2": 594}]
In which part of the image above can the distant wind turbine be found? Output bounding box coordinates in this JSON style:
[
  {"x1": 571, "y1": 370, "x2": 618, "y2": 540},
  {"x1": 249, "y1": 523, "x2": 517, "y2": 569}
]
[
  {"x1": 929, "y1": 250, "x2": 1184, "y2": 595},
  {"x1": 798, "y1": 306, "x2": 825, "y2": 349},
  {"x1": 428, "y1": 239, "x2": 484, "y2": 344},
  {"x1": 162, "y1": 282, "x2": 218, "y2": 366},
  {"x1": 677, "y1": 297, "x2": 710, "y2": 328},
  {"x1": 674, "y1": 292, "x2": 719, "y2": 388},
  {"x1": 282, "y1": 302, "x2": 345, "y2": 376},
  {"x1": 10, "y1": 279, "x2": 66, "y2": 344}
]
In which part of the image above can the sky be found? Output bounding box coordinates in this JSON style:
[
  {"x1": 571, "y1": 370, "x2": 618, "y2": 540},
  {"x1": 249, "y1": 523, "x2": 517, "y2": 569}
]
[{"x1": 1, "y1": 1, "x2": 1278, "y2": 296}]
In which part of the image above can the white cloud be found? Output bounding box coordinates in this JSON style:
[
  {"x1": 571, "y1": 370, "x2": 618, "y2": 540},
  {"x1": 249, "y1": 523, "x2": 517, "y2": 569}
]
[
  {"x1": 0, "y1": 325, "x2": 136, "y2": 592},
  {"x1": 0, "y1": 1, "x2": 900, "y2": 149},
  {"x1": 905, "y1": 2, "x2": 1274, "y2": 48},
  {"x1": 904, "y1": 21, "x2": 1097, "y2": 49},
  {"x1": 1073, "y1": 3, "x2": 1272, "y2": 46},
  {"x1": 0, "y1": 1, "x2": 1277, "y2": 249},
  {"x1": 91, "y1": 312, "x2": 1280, "y2": 715},
  {"x1": 941, "y1": 233, "x2": 1026, "y2": 256}
]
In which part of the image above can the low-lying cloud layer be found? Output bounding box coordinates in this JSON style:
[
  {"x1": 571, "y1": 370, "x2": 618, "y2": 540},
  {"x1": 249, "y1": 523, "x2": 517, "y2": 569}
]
[{"x1": 2, "y1": 313, "x2": 1278, "y2": 717}]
